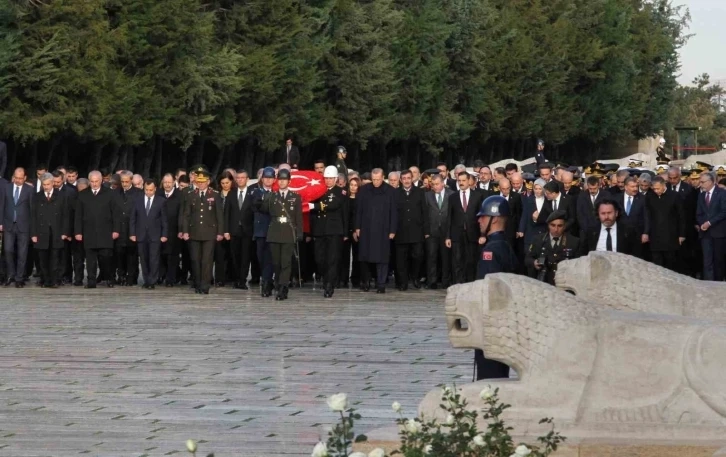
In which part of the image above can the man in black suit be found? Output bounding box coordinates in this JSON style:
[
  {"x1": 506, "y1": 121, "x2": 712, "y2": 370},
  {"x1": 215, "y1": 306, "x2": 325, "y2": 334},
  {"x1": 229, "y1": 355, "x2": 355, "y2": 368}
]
[
  {"x1": 667, "y1": 167, "x2": 698, "y2": 275},
  {"x1": 393, "y1": 169, "x2": 429, "y2": 290},
  {"x1": 436, "y1": 162, "x2": 457, "y2": 191},
  {"x1": 116, "y1": 171, "x2": 143, "y2": 285},
  {"x1": 475, "y1": 166, "x2": 494, "y2": 194},
  {"x1": 446, "y1": 171, "x2": 485, "y2": 283},
  {"x1": 618, "y1": 177, "x2": 649, "y2": 258},
  {"x1": 2, "y1": 168, "x2": 33, "y2": 287},
  {"x1": 581, "y1": 198, "x2": 637, "y2": 255},
  {"x1": 29, "y1": 163, "x2": 48, "y2": 194},
  {"x1": 75, "y1": 170, "x2": 122, "y2": 288},
  {"x1": 130, "y1": 179, "x2": 168, "y2": 289},
  {"x1": 425, "y1": 175, "x2": 453, "y2": 289},
  {"x1": 53, "y1": 170, "x2": 78, "y2": 284},
  {"x1": 30, "y1": 173, "x2": 70, "y2": 288},
  {"x1": 576, "y1": 176, "x2": 608, "y2": 235},
  {"x1": 497, "y1": 178, "x2": 522, "y2": 248},
  {"x1": 279, "y1": 138, "x2": 300, "y2": 168},
  {"x1": 159, "y1": 174, "x2": 182, "y2": 286},
  {"x1": 696, "y1": 172, "x2": 726, "y2": 281},
  {"x1": 644, "y1": 176, "x2": 685, "y2": 271},
  {"x1": 226, "y1": 169, "x2": 255, "y2": 289},
  {"x1": 561, "y1": 170, "x2": 581, "y2": 198},
  {"x1": 542, "y1": 181, "x2": 575, "y2": 235}
]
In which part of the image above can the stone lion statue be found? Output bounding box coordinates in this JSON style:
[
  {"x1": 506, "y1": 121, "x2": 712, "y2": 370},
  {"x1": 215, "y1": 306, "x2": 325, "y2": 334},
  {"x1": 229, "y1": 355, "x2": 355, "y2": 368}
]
[{"x1": 419, "y1": 273, "x2": 726, "y2": 442}]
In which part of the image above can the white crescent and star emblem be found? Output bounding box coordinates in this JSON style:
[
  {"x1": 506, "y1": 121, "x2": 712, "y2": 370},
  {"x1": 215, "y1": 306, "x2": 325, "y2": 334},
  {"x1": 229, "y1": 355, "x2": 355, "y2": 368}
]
[{"x1": 288, "y1": 175, "x2": 321, "y2": 192}]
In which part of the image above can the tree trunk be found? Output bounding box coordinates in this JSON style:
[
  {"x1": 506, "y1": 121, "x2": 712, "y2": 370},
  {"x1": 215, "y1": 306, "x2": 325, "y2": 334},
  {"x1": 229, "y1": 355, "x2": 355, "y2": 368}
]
[
  {"x1": 244, "y1": 137, "x2": 255, "y2": 173},
  {"x1": 211, "y1": 145, "x2": 226, "y2": 177},
  {"x1": 193, "y1": 138, "x2": 206, "y2": 166},
  {"x1": 153, "y1": 136, "x2": 163, "y2": 179},
  {"x1": 142, "y1": 141, "x2": 154, "y2": 178},
  {"x1": 90, "y1": 142, "x2": 105, "y2": 171},
  {"x1": 44, "y1": 136, "x2": 60, "y2": 168},
  {"x1": 28, "y1": 142, "x2": 38, "y2": 170}
]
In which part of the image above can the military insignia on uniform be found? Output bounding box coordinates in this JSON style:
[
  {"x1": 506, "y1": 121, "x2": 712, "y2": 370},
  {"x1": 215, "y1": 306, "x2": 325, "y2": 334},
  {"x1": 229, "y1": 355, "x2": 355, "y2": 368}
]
[
  {"x1": 482, "y1": 251, "x2": 493, "y2": 261},
  {"x1": 328, "y1": 194, "x2": 334, "y2": 201},
  {"x1": 491, "y1": 204, "x2": 499, "y2": 213}
]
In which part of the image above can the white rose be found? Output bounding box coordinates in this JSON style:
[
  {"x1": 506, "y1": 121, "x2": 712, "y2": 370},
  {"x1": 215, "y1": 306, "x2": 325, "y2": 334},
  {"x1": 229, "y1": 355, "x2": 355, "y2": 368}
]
[
  {"x1": 445, "y1": 414, "x2": 455, "y2": 425},
  {"x1": 327, "y1": 393, "x2": 348, "y2": 412},
  {"x1": 479, "y1": 386, "x2": 494, "y2": 400},
  {"x1": 391, "y1": 401, "x2": 401, "y2": 413},
  {"x1": 368, "y1": 448, "x2": 385, "y2": 457},
  {"x1": 441, "y1": 386, "x2": 452, "y2": 397},
  {"x1": 404, "y1": 418, "x2": 422, "y2": 434},
  {"x1": 186, "y1": 439, "x2": 197, "y2": 453},
  {"x1": 472, "y1": 434, "x2": 486, "y2": 447},
  {"x1": 424, "y1": 444, "x2": 433, "y2": 454},
  {"x1": 349, "y1": 453, "x2": 367, "y2": 457},
  {"x1": 311, "y1": 442, "x2": 328, "y2": 457},
  {"x1": 515, "y1": 444, "x2": 532, "y2": 456}
]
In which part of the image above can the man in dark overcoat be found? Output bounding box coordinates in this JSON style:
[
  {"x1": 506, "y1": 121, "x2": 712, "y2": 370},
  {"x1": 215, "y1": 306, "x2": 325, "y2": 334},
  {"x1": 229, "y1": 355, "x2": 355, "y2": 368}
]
[{"x1": 31, "y1": 173, "x2": 70, "y2": 288}]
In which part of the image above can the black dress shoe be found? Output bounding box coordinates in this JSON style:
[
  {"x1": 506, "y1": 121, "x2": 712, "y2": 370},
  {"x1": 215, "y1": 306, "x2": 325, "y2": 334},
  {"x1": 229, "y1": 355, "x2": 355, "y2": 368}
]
[
  {"x1": 412, "y1": 280, "x2": 421, "y2": 289},
  {"x1": 16, "y1": 282, "x2": 25, "y2": 288},
  {"x1": 234, "y1": 283, "x2": 248, "y2": 290},
  {"x1": 46, "y1": 284, "x2": 58, "y2": 289},
  {"x1": 428, "y1": 283, "x2": 438, "y2": 290},
  {"x1": 106, "y1": 281, "x2": 115, "y2": 288},
  {"x1": 361, "y1": 285, "x2": 370, "y2": 292},
  {"x1": 376, "y1": 287, "x2": 386, "y2": 294},
  {"x1": 166, "y1": 283, "x2": 174, "y2": 288},
  {"x1": 202, "y1": 288, "x2": 209, "y2": 295},
  {"x1": 85, "y1": 284, "x2": 97, "y2": 289},
  {"x1": 5, "y1": 279, "x2": 15, "y2": 286},
  {"x1": 73, "y1": 281, "x2": 83, "y2": 287}
]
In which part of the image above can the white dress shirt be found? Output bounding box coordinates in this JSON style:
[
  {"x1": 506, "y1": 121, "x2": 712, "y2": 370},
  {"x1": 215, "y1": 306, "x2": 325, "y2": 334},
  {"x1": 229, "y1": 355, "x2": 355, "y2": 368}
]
[
  {"x1": 596, "y1": 222, "x2": 618, "y2": 252},
  {"x1": 552, "y1": 195, "x2": 561, "y2": 211},
  {"x1": 238, "y1": 187, "x2": 246, "y2": 201}
]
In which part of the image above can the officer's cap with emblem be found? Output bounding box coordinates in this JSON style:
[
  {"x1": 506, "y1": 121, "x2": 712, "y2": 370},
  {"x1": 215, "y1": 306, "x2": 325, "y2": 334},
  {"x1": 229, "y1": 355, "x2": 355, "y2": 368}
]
[
  {"x1": 277, "y1": 169, "x2": 291, "y2": 180},
  {"x1": 467, "y1": 170, "x2": 478, "y2": 178},
  {"x1": 695, "y1": 161, "x2": 713, "y2": 172},
  {"x1": 546, "y1": 210, "x2": 567, "y2": 224},
  {"x1": 262, "y1": 167, "x2": 276, "y2": 179},
  {"x1": 688, "y1": 168, "x2": 701, "y2": 179},
  {"x1": 193, "y1": 166, "x2": 211, "y2": 182},
  {"x1": 715, "y1": 165, "x2": 726, "y2": 177},
  {"x1": 654, "y1": 164, "x2": 669, "y2": 174},
  {"x1": 477, "y1": 195, "x2": 510, "y2": 217},
  {"x1": 323, "y1": 165, "x2": 338, "y2": 178},
  {"x1": 628, "y1": 159, "x2": 644, "y2": 168}
]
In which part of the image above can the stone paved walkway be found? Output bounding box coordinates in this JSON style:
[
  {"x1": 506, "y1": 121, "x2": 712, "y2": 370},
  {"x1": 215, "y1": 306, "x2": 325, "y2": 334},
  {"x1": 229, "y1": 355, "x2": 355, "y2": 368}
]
[{"x1": 0, "y1": 285, "x2": 471, "y2": 456}]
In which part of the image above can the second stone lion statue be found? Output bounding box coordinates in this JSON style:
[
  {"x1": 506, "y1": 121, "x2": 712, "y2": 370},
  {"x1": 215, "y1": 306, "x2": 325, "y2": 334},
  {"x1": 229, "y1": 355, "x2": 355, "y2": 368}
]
[{"x1": 419, "y1": 273, "x2": 726, "y2": 442}]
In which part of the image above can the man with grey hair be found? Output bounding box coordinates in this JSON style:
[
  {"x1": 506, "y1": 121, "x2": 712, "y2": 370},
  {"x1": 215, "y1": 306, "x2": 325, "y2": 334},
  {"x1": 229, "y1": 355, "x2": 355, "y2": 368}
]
[
  {"x1": 132, "y1": 174, "x2": 144, "y2": 189},
  {"x1": 2, "y1": 168, "x2": 33, "y2": 287},
  {"x1": 116, "y1": 170, "x2": 142, "y2": 285},
  {"x1": 355, "y1": 168, "x2": 397, "y2": 293},
  {"x1": 31, "y1": 172, "x2": 70, "y2": 288},
  {"x1": 696, "y1": 171, "x2": 726, "y2": 280},
  {"x1": 451, "y1": 164, "x2": 466, "y2": 191},
  {"x1": 387, "y1": 171, "x2": 400, "y2": 189},
  {"x1": 638, "y1": 173, "x2": 652, "y2": 195},
  {"x1": 75, "y1": 171, "x2": 121, "y2": 288}
]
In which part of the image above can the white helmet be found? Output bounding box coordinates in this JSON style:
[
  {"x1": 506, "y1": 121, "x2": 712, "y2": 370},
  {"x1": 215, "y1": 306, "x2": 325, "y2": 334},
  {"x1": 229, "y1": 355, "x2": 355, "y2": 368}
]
[{"x1": 324, "y1": 165, "x2": 338, "y2": 178}]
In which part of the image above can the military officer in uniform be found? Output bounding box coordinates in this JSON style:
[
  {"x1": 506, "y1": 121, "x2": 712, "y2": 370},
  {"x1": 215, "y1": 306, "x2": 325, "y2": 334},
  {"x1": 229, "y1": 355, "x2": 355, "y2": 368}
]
[
  {"x1": 251, "y1": 167, "x2": 276, "y2": 297},
  {"x1": 335, "y1": 146, "x2": 348, "y2": 179},
  {"x1": 309, "y1": 165, "x2": 346, "y2": 298},
  {"x1": 259, "y1": 169, "x2": 302, "y2": 300},
  {"x1": 525, "y1": 210, "x2": 580, "y2": 285},
  {"x1": 181, "y1": 168, "x2": 225, "y2": 294},
  {"x1": 474, "y1": 195, "x2": 518, "y2": 381}
]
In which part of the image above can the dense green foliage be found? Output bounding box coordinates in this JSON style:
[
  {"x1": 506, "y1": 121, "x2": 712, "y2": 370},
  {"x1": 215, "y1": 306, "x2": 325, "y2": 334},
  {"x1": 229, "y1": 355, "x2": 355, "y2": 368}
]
[{"x1": 0, "y1": 0, "x2": 691, "y2": 175}]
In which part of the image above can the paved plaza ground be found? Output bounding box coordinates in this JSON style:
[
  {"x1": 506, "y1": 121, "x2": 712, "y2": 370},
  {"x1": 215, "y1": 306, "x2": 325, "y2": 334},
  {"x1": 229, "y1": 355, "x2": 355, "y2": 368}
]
[{"x1": 0, "y1": 284, "x2": 471, "y2": 456}]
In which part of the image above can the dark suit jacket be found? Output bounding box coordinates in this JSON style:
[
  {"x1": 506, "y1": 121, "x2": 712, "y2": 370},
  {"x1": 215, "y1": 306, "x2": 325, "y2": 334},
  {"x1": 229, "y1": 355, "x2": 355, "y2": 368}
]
[
  {"x1": 581, "y1": 223, "x2": 637, "y2": 255},
  {"x1": 447, "y1": 189, "x2": 485, "y2": 244},
  {"x1": 130, "y1": 195, "x2": 168, "y2": 242},
  {"x1": 31, "y1": 190, "x2": 70, "y2": 249},
  {"x1": 226, "y1": 186, "x2": 255, "y2": 237},
  {"x1": 75, "y1": 186, "x2": 122, "y2": 249},
  {"x1": 540, "y1": 194, "x2": 575, "y2": 234},
  {"x1": 160, "y1": 189, "x2": 183, "y2": 254},
  {"x1": 445, "y1": 178, "x2": 457, "y2": 192},
  {"x1": 618, "y1": 193, "x2": 649, "y2": 236},
  {"x1": 645, "y1": 190, "x2": 685, "y2": 251},
  {"x1": 518, "y1": 195, "x2": 547, "y2": 247},
  {"x1": 697, "y1": 187, "x2": 726, "y2": 239},
  {"x1": 576, "y1": 190, "x2": 608, "y2": 234},
  {"x1": 394, "y1": 186, "x2": 429, "y2": 243},
  {"x1": 426, "y1": 189, "x2": 454, "y2": 239},
  {"x1": 278, "y1": 145, "x2": 300, "y2": 167},
  {"x1": 116, "y1": 187, "x2": 143, "y2": 247},
  {"x1": 2, "y1": 182, "x2": 33, "y2": 233}
]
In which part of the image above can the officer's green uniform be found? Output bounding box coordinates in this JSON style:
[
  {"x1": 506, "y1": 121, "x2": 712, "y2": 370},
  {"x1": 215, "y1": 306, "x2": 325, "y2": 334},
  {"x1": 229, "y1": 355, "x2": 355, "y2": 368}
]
[
  {"x1": 181, "y1": 169, "x2": 225, "y2": 294},
  {"x1": 259, "y1": 188, "x2": 302, "y2": 300},
  {"x1": 525, "y1": 232, "x2": 580, "y2": 285}
]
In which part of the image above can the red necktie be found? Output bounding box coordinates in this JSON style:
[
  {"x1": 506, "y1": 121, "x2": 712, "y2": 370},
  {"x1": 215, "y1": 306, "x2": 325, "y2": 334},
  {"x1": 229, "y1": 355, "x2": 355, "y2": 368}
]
[
  {"x1": 462, "y1": 191, "x2": 468, "y2": 211},
  {"x1": 706, "y1": 192, "x2": 711, "y2": 206}
]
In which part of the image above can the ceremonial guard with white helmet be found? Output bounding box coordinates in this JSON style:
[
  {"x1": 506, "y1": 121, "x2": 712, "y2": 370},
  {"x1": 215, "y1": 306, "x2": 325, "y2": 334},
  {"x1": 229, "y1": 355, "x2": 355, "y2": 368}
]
[{"x1": 309, "y1": 165, "x2": 346, "y2": 297}]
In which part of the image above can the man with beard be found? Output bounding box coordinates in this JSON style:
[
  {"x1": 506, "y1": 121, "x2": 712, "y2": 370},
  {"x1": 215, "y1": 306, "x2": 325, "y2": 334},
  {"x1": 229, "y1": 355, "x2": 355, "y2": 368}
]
[
  {"x1": 355, "y1": 168, "x2": 397, "y2": 293},
  {"x1": 75, "y1": 170, "x2": 121, "y2": 288}
]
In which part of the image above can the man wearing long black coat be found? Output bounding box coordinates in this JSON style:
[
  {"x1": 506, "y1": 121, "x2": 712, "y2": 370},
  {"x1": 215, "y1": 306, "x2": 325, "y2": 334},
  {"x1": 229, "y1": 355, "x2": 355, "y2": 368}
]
[
  {"x1": 159, "y1": 174, "x2": 183, "y2": 286},
  {"x1": 75, "y1": 171, "x2": 121, "y2": 288},
  {"x1": 393, "y1": 170, "x2": 429, "y2": 290},
  {"x1": 644, "y1": 177, "x2": 685, "y2": 272},
  {"x1": 31, "y1": 173, "x2": 70, "y2": 288},
  {"x1": 116, "y1": 172, "x2": 143, "y2": 285},
  {"x1": 355, "y1": 168, "x2": 397, "y2": 293}
]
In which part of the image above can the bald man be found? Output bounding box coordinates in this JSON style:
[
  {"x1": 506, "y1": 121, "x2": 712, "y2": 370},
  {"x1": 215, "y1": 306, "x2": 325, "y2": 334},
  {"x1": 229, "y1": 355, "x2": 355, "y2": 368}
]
[{"x1": 409, "y1": 166, "x2": 422, "y2": 188}]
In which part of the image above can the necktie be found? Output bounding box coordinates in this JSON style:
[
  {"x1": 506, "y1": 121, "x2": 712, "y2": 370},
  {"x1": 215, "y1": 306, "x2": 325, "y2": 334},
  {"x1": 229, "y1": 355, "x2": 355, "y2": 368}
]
[
  {"x1": 551, "y1": 236, "x2": 559, "y2": 248},
  {"x1": 13, "y1": 186, "x2": 19, "y2": 204},
  {"x1": 282, "y1": 191, "x2": 286, "y2": 200},
  {"x1": 462, "y1": 191, "x2": 468, "y2": 211},
  {"x1": 200, "y1": 190, "x2": 204, "y2": 199},
  {"x1": 437, "y1": 192, "x2": 442, "y2": 209},
  {"x1": 145, "y1": 197, "x2": 151, "y2": 215},
  {"x1": 606, "y1": 227, "x2": 613, "y2": 251},
  {"x1": 166, "y1": 193, "x2": 170, "y2": 198},
  {"x1": 46, "y1": 192, "x2": 50, "y2": 201},
  {"x1": 626, "y1": 196, "x2": 632, "y2": 215},
  {"x1": 238, "y1": 190, "x2": 244, "y2": 209},
  {"x1": 93, "y1": 190, "x2": 97, "y2": 196},
  {"x1": 553, "y1": 199, "x2": 558, "y2": 211},
  {"x1": 706, "y1": 192, "x2": 711, "y2": 206}
]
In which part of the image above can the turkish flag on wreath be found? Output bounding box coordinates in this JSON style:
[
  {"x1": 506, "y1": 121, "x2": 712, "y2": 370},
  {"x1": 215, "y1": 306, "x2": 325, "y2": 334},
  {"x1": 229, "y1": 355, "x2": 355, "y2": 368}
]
[{"x1": 272, "y1": 170, "x2": 327, "y2": 233}]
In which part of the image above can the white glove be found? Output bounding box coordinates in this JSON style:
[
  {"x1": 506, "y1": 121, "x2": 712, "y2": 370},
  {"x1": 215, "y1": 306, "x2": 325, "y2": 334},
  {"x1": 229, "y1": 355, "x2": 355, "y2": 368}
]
[{"x1": 308, "y1": 203, "x2": 314, "y2": 210}]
